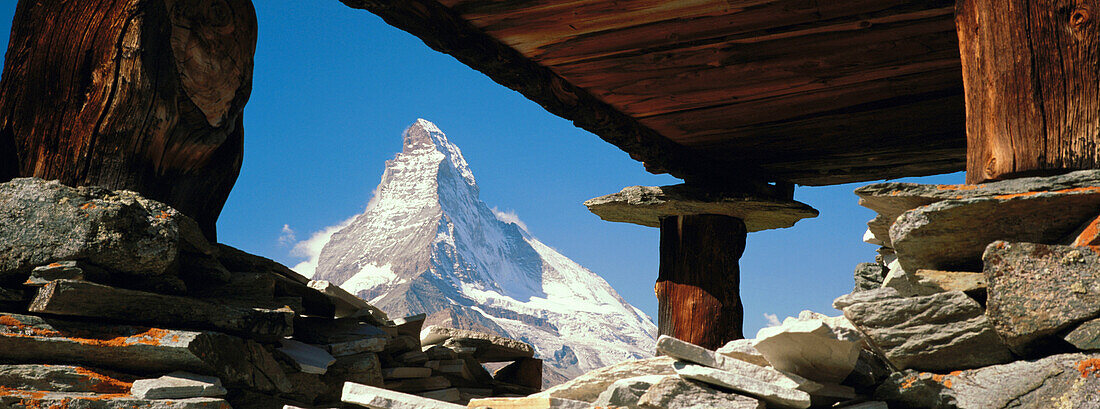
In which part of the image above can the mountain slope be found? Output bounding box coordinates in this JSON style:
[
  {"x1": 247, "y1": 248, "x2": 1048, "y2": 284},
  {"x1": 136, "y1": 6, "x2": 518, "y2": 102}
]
[{"x1": 309, "y1": 119, "x2": 656, "y2": 385}]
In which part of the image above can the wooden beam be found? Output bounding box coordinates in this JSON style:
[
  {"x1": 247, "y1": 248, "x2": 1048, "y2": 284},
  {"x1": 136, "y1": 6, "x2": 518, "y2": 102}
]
[
  {"x1": 957, "y1": 0, "x2": 1100, "y2": 183},
  {"x1": 339, "y1": 0, "x2": 774, "y2": 190},
  {"x1": 656, "y1": 214, "x2": 746, "y2": 350},
  {"x1": 0, "y1": 0, "x2": 257, "y2": 240}
]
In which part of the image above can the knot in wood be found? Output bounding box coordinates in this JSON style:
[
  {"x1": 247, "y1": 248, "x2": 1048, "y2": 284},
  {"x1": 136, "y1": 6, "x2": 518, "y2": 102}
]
[{"x1": 1072, "y1": 8, "x2": 1090, "y2": 27}]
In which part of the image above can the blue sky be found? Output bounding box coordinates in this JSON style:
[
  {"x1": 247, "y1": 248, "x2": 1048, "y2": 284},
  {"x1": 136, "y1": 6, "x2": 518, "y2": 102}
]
[{"x1": 0, "y1": 2, "x2": 963, "y2": 337}]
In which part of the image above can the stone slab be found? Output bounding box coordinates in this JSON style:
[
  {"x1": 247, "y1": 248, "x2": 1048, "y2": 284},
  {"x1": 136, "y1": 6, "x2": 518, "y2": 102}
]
[
  {"x1": 131, "y1": 371, "x2": 226, "y2": 399},
  {"x1": 415, "y1": 387, "x2": 460, "y2": 403},
  {"x1": 308, "y1": 280, "x2": 388, "y2": 324},
  {"x1": 390, "y1": 313, "x2": 426, "y2": 337},
  {"x1": 278, "y1": 339, "x2": 336, "y2": 375},
  {"x1": 492, "y1": 357, "x2": 542, "y2": 390},
  {"x1": 753, "y1": 316, "x2": 861, "y2": 383},
  {"x1": 342, "y1": 382, "x2": 465, "y2": 409},
  {"x1": 844, "y1": 291, "x2": 1014, "y2": 371},
  {"x1": 29, "y1": 279, "x2": 293, "y2": 341},
  {"x1": 326, "y1": 336, "x2": 387, "y2": 357},
  {"x1": 655, "y1": 334, "x2": 718, "y2": 367},
  {"x1": 532, "y1": 356, "x2": 675, "y2": 402},
  {"x1": 890, "y1": 188, "x2": 1100, "y2": 272},
  {"x1": 591, "y1": 374, "x2": 670, "y2": 408},
  {"x1": 856, "y1": 170, "x2": 1100, "y2": 247},
  {"x1": 294, "y1": 316, "x2": 387, "y2": 344},
  {"x1": 421, "y1": 326, "x2": 534, "y2": 362},
  {"x1": 853, "y1": 262, "x2": 886, "y2": 293},
  {"x1": 636, "y1": 375, "x2": 765, "y2": 409},
  {"x1": 913, "y1": 269, "x2": 987, "y2": 293},
  {"x1": 674, "y1": 361, "x2": 811, "y2": 408},
  {"x1": 24, "y1": 260, "x2": 104, "y2": 286},
  {"x1": 325, "y1": 352, "x2": 383, "y2": 389},
  {"x1": 715, "y1": 338, "x2": 770, "y2": 367},
  {"x1": 466, "y1": 397, "x2": 590, "y2": 409},
  {"x1": 584, "y1": 184, "x2": 818, "y2": 231},
  {"x1": 0, "y1": 392, "x2": 231, "y2": 409},
  {"x1": 383, "y1": 367, "x2": 433, "y2": 379},
  {"x1": 984, "y1": 241, "x2": 1100, "y2": 353},
  {"x1": 0, "y1": 364, "x2": 134, "y2": 393},
  {"x1": 1065, "y1": 318, "x2": 1100, "y2": 350},
  {"x1": 384, "y1": 375, "x2": 452, "y2": 393},
  {"x1": 832, "y1": 287, "x2": 901, "y2": 310}
]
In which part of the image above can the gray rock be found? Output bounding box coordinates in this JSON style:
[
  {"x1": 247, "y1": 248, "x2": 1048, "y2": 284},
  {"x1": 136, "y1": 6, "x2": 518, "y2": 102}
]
[
  {"x1": 876, "y1": 353, "x2": 1100, "y2": 408},
  {"x1": 913, "y1": 269, "x2": 987, "y2": 294},
  {"x1": 1066, "y1": 318, "x2": 1100, "y2": 350},
  {"x1": 421, "y1": 325, "x2": 534, "y2": 362},
  {"x1": 844, "y1": 291, "x2": 1014, "y2": 371},
  {"x1": 714, "y1": 355, "x2": 821, "y2": 392},
  {"x1": 0, "y1": 364, "x2": 135, "y2": 393},
  {"x1": 342, "y1": 382, "x2": 466, "y2": 409},
  {"x1": 856, "y1": 169, "x2": 1100, "y2": 248},
  {"x1": 130, "y1": 372, "x2": 226, "y2": 399},
  {"x1": 832, "y1": 287, "x2": 901, "y2": 310},
  {"x1": 836, "y1": 402, "x2": 888, "y2": 409},
  {"x1": 532, "y1": 356, "x2": 676, "y2": 402},
  {"x1": 415, "y1": 387, "x2": 461, "y2": 403},
  {"x1": 325, "y1": 352, "x2": 383, "y2": 389},
  {"x1": 890, "y1": 189, "x2": 1100, "y2": 273},
  {"x1": 637, "y1": 375, "x2": 765, "y2": 409},
  {"x1": 674, "y1": 361, "x2": 811, "y2": 408},
  {"x1": 854, "y1": 263, "x2": 887, "y2": 292},
  {"x1": 592, "y1": 375, "x2": 671, "y2": 407},
  {"x1": 278, "y1": 339, "x2": 336, "y2": 375},
  {"x1": 583, "y1": 184, "x2": 818, "y2": 231},
  {"x1": 325, "y1": 336, "x2": 386, "y2": 357},
  {"x1": 25, "y1": 260, "x2": 106, "y2": 286},
  {"x1": 0, "y1": 178, "x2": 212, "y2": 279},
  {"x1": 467, "y1": 397, "x2": 591, "y2": 408},
  {"x1": 655, "y1": 334, "x2": 719, "y2": 367},
  {"x1": 383, "y1": 367, "x2": 433, "y2": 379},
  {"x1": 716, "y1": 338, "x2": 770, "y2": 367},
  {"x1": 0, "y1": 393, "x2": 230, "y2": 409},
  {"x1": 753, "y1": 315, "x2": 861, "y2": 383},
  {"x1": 984, "y1": 241, "x2": 1100, "y2": 353},
  {"x1": 308, "y1": 280, "x2": 388, "y2": 324}
]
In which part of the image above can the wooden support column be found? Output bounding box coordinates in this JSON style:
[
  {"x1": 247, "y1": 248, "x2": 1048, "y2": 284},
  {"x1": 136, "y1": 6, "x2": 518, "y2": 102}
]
[
  {"x1": 656, "y1": 214, "x2": 746, "y2": 350},
  {"x1": 0, "y1": 0, "x2": 257, "y2": 240},
  {"x1": 956, "y1": 0, "x2": 1100, "y2": 183}
]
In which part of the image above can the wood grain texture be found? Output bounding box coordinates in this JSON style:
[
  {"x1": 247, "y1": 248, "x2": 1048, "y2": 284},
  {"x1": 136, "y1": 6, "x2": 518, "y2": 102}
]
[
  {"x1": 0, "y1": 0, "x2": 257, "y2": 240},
  {"x1": 957, "y1": 0, "x2": 1100, "y2": 183},
  {"x1": 656, "y1": 215, "x2": 746, "y2": 350}
]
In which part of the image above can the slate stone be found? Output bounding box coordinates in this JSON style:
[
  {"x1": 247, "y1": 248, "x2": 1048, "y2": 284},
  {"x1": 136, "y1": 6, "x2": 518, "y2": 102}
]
[
  {"x1": 832, "y1": 287, "x2": 901, "y2": 310},
  {"x1": 390, "y1": 313, "x2": 426, "y2": 337},
  {"x1": 844, "y1": 291, "x2": 1015, "y2": 371},
  {"x1": 876, "y1": 353, "x2": 1100, "y2": 408},
  {"x1": 0, "y1": 364, "x2": 135, "y2": 393},
  {"x1": 715, "y1": 338, "x2": 770, "y2": 367},
  {"x1": 913, "y1": 269, "x2": 987, "y2": 294},
  {"x1": 131, "y1": 372, "x2": 227, "y2": 399},
  {"x1": 853, "y1": 262, "x2": 886, "y2": 292},
  {"x1": 467, "y1": 397, "x2": 590, "y2": 408},
  {"x1": 532, "y1": 356, "x2": 676, "y2": 402},
  {"x1": 415, "y1": 387, "x2": 460, "y2": 403},
  {"x1": 583, "y1": 184, "x2": 818, "y2": 231},
  {"x1": 0, "y1": 393, "x2": 231, "y2": 409},
  {"x1": 421, "y1": 326, "x2": 534, "y2": 362},
  {"x1": 1065, "y1": 318, "x2": 1100, "y2": 350},
  {"x1": 0, "y1": 178, "x2": 213, "y2": 279},
  {"x1": 753, "y1": 315, "x2": 861, "y2": 383},
  {"x1": 0, "y1": 313, "x2": 291, "y2": 393},
  {"x1": 637, "y1": 375, "x2": 764, "y2": 409},
  {"x1": 674, "y1": 361, "x2": 811, "y2": 408},
  {"x1": 342, "y1": 382, "x2": 466, "y2": 409},
  {"x1": 984, "y1": 241, "x2": 1100, "y2": 353},
  {"x1": 382, "y1": 367, "x2": 432, "y2": 379},
  {"x1": 293, "y1": 316, "x2": 387, "y2": 344},
  {"x1": 307, "y1": 280, "x2": 388, "y2": 324},
  {"x1": 591, "y1": 374, "x2": 670, "y2": 408},
  {"x1": 325, "y1": 336, "x2": 386, "y2": 357},
  {"x1": 383, "y1": 376, "x2": 452, "y2": 393},
  {"x1": 655, "y1": 334, "x2": 719, "y2": 367},
  {"x1": 278, "y1": 339, "x2": 336, "y2": 375},
  {"x1": 890, "y1": 189, "x2": 1100, "y2": 273},
  {"x1": 856, "y1": 169, "x2": 1100, "y2": 248},
  {"x1": 24, "y1": 260, "x2": 105, "y2": 286},
  {"x1": 492, "y1": 357, "x2": 542, "y2": 389}
]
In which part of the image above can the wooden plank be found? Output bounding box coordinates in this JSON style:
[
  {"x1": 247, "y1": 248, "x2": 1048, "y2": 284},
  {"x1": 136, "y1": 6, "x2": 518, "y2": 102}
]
[
  {"x1": 551, "y1": 11, "x2": 958, "y2": 118},
  {"x1": 957, "y1": 0, "x2": 1100, "y2": 183},
  {"x1": 656, "y1": 215, "x2": 745, "y2": 350}
]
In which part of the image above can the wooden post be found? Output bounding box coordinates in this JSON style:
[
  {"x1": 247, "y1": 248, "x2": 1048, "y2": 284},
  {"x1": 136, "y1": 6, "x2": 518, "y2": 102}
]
[
  {"x1": 655, "y1": 214, "x2": 746, "y2": 349},
  {"x1": 0, "y1": 0, "x2": 257, "y2": 240},
  {"x1": 956, "y1": 0, "x2": 1100, "y2": 184}
]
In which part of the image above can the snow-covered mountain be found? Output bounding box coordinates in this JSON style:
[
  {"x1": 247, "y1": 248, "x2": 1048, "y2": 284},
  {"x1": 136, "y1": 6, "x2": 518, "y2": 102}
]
[{"x1": 306, "y1": 119, "x2": 656, "y2": 385}]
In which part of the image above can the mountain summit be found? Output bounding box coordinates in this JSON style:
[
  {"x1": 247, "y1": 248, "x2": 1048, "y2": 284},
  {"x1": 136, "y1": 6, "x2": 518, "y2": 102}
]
[{"x1": 310, "y1": 119, "x2": 657, "y2": 384}]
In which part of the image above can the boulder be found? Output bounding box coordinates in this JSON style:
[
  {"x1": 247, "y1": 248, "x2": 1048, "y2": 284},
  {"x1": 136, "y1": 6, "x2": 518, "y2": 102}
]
[
  {"x1": 844, "y1": 291, "x2": 1014, "y2": 371},
  {"x1": 591, "y1": 374, "x2": 670, "y2": 408},
  {"x1": 983, "y1": 241, "x2": 1100, "y2": 353},
  {"x1": 753, "y1": 314, "x2": 861, "y2": 383},
  {"x1": 0, "y1": 178, "x2": 212, "y2": 279},
  {"x1": 583, "y1": 184, "x2": 818, "y2": 231},
  {"x1": 420, "y1": 326, "x2": 534, "y2": 362},
  {"x1": 531, "y1": 356, "x2": 676, "y2": 402},
  {"x1": 673, "y1": 361, "x2": 811, "y2": 408},
  {"x1": 876, "y1": 353, "x2": 1100, "y2": 408},
  {"x1": 636, "y1": 375, "x2": 764, "y2": 409},
  {"x1": 856, "y1": 170, "x2": 1100, "y2": 248},
  {"x1": 342, "y1": 382, "x2": 465, "y2": 409},
  {"x1": 130, "y1": 372, "x2": 227, "y2": 399},
  {"x1": 890, "y1": 189, "x2": 1100, "y2": 273},
  {"x1": 853, "y1": 263, "x2": 886, "y2": 292},
  {"x1": 716, "y1": 338, "x2": 770, "y2": 367}
]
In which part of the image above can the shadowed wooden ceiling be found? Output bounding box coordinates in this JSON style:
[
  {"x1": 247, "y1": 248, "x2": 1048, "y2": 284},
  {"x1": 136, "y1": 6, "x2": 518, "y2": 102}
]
[{"x1": 343, "y1": 0, "x2": 966, "y2": 187}]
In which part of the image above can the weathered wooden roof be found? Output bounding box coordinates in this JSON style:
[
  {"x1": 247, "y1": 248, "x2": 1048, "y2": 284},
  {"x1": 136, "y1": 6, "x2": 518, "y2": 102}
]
[{"x1": 343, "y1": 0, "x2": 965, "y2": 187}]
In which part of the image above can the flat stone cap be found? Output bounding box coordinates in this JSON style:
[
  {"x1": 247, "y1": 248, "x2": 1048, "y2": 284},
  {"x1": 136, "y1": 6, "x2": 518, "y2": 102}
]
[{"x1": 584, "y1": 185, "x2": 818, "y2": 232}]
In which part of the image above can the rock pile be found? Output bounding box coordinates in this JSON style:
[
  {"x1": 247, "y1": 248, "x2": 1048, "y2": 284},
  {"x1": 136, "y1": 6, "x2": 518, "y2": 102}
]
[{"x1": 0, "y1": 178, "x2": 537, "y2": 408}]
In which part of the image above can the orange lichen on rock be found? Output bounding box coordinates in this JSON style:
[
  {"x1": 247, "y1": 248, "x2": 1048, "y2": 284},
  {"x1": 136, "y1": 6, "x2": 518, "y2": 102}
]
[
  {"x1": 79, "y1": 203, "x2": 96, "y2": 210},
  {"x1": 1076, "y1": 358, "x2": 1100, "y2": 378},
  {"x1": 72, "y1": 367, "x2": 132, "y2": 394},
  {"x1": 992, "y1": 186, "x2": 1100, "y2": 200},
  {"x1": 900, "y1": 375, "x2": 918, "y2": 389},
  {"x1": 1071, "y1": 215, "x2": 1100, "y2": 255},
  {"x1": 46, "y1": 262, "x2": 61, "y2": 268},
  {"x1": 936, "y1": 183, "x2": 985, "y2": 191},
  {"x1": 1, "y1": 315, "x2": 174, "y2": 348},
  {"x1": 155, "y1": 210, "x2": 170, "y2": 220}
]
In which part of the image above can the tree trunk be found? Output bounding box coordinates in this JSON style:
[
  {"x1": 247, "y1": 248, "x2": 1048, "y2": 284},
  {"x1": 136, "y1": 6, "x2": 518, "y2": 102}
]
[
  {"x1": 655, "y1": 214, "x2": 746, "y2": 350},
  {"x1": 0, "y1": 0, "x2": 257, "y2": 240},
  {"x1": 957, "y1": 0, "x2": 1100, "y2": 184}
]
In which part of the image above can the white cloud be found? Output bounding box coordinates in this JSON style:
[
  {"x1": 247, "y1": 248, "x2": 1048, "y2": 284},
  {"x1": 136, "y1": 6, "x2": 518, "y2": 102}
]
[
  {"x1": 289, "y1": 216, "x2": 357, "y2": 278},
  {"x1": 277, "y1": 224, "x2": 296, "y2": 247},
  {"x1": 491, "y1": 207, "x2": 528, "y2": 232},
  {"x1": 764, "y1": 313, "x2": 781, "y2": 327}
]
